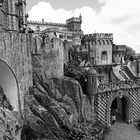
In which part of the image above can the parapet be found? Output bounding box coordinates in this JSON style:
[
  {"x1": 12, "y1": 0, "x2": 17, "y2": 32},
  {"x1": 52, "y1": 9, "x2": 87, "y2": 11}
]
[
  {"x1": 28, "y1": 20, "x2": 67, "y2": 27},
  {"x1": 84, "y1": 33, "x2": 113, "y2": 39},
  {"x1": 66, "y1": 17, "x2": 82, "y2": 23},
  {"x1": 113, "y1": 45, "x2": 126, "y2": 52}
]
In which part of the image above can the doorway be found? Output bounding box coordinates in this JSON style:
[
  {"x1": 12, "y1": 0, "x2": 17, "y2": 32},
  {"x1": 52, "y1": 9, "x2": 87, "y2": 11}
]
[{"x1": 111, "y1": 96, "x2": 129, "y2": 124}]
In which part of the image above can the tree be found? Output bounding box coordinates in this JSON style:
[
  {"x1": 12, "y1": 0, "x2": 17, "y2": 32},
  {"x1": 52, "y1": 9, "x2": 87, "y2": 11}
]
[
  {"x1": 64, "y1": 53, "x2": 88, "y2": 95},
  {"x1": 124, "y1": 46, "x2": 135, "y2": 61}
]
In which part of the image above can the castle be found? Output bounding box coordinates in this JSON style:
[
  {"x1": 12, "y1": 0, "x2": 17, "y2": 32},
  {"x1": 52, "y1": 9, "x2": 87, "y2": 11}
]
[
  {"x1": 0, "y1": 0, "x2": 140, "y2": 129},
  {"x1": 27, "y1": 14, "x2": 83, "y2": 45},
  {"x1": 83, "y1": 33, "x2": 140, "y2": 126}
]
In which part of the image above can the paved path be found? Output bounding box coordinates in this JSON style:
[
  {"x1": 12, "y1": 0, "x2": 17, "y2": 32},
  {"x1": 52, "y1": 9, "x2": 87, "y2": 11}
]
[{"x1": 104, "y1": 122, "x2": 140, "y2": 140}]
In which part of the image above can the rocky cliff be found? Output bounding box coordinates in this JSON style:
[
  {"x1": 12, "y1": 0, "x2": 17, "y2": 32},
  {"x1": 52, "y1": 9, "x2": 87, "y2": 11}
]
[{"x1": 24, "y1": 74, "x2": 84, "y2": 139}]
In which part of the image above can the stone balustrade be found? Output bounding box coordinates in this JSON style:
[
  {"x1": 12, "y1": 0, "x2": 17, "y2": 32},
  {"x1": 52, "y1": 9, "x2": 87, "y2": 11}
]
[{"x1": 97, "y1": 80, "x2": 140, "y2": 93}]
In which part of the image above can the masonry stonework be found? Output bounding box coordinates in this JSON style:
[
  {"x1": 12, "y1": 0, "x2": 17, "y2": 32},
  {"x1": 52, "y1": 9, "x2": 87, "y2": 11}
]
[
  {"x1": 32, "y1": 37, "x2": 64, "y2": 79},
  {"x1": 0, "y1": 32, "x2": 33, "y2": 115}
]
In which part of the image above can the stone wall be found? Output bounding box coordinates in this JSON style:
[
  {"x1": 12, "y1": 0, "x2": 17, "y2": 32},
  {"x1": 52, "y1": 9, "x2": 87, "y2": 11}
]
[
  {"x1": 86, "y1": 39, "x2": 113, "y2": 65},
  {"x1": 32, "y1": 37, "x2": 64, "y2": 79},
  {"x1": 128, "y1": 61, "x2": 137, "y2": 76},
  {"x1": 82, "y1": 95, "x2": 95, "y2": 122},
  {"x1": 0, "y1": 32, "x2": 33, "y2": 115}
]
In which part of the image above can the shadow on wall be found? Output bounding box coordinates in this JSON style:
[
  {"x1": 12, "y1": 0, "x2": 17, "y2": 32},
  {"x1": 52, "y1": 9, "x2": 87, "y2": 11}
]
[{"x1": 0, "y1": 60, "x2": 19, "y2": 111}]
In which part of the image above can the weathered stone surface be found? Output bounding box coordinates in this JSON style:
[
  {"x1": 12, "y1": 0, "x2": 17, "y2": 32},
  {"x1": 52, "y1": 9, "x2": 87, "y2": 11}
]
[
  {"x1": 32, "y1": 37, "x2": 64, "y2": 79},
  {"x1": 25, "y1": 75, "x2": 85, "y2": 139},
  {"x1": 0, "y1": 107, "x2": 20, "y2": 140},
  {"x1": 0, "y1": 32, "x2": 33, "y2": 113}
]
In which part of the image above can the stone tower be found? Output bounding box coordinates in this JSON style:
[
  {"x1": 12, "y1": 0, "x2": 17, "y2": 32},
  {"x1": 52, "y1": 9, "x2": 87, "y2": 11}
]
[
  {"x1": 84, "y1": 33, "x2": 113, "y2": 65},
  {"x1": 66, "y1": 15, "x2": 83, "y2": 45},
  {"x1": 87, "y1": 67, "x2": 98, "y2": 99},
  {"x1": 113, "y1": 45, "x2": 126, "y2": 64},
  {"x1": 66, "y1": 14, "x2": 82, "y2": 32}
]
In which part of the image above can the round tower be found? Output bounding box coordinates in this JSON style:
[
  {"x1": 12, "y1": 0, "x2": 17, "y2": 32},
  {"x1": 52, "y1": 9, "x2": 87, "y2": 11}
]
[
  {"x1": 137, "y1": 58, "x2": 140, "y2": 77},
  {"x1": 87, "y1": 67, "x2": 98, "y2": 100}
]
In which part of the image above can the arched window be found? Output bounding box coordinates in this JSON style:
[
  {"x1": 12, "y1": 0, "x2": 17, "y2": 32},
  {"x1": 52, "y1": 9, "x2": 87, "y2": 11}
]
[{"x1": 101, "y1": 51, "x2": 108, "y2": 64}]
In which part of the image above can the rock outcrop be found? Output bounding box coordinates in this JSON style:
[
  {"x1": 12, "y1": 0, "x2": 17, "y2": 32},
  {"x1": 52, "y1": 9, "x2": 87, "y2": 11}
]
[
  {"x1": 0, "y1": 107, "x2": 19, "y2": 140},
  {"x1": 0, "y1": 85, "x2": 21, "y2": 140},
  {"x1": 25, "y1": 74, "x2": 84, "y2": 139}
]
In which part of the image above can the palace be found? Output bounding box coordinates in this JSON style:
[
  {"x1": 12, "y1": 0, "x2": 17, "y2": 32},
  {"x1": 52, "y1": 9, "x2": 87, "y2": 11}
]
[
  {"x1": 0, "y1": 0, "x2": 140, "y2": 130},
  {"x1": 27, "y1": 9, "x2": 140, "y2": 126},
  {"x1": 27, "y1": 15, "x2": 83, "y2": 45},
  {"x1": 83, "y1": 33, "x2": 140, "y2": 126}
]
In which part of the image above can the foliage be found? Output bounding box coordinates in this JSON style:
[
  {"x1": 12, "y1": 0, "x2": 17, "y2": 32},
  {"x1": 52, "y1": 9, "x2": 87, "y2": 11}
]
[
  {"x1": 64, "y1": 46, "x2": 89, "y2": 94},
  {"x1": 124, "y1": 46, "x2": 135, "y2": 61},
  {"x1": 64, "y1": 61, "x2": 88, "y2": 95},
  {"x1": 67, "y1": 121, "x2": 105, "y2": 140}
]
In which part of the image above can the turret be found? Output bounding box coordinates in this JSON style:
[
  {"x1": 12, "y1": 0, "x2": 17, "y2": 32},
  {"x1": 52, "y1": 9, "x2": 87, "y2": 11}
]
[
  {"x1": 79, "y1": 13, "x2": 82, "y2": 23},
  {"x1": 87, "y1": 68, "x2": 98, "y2": 100},
  {"x1": 136, "y1": 57, "x2": 140, "y2": 77},
  {"x1": 113, "y1": 45, "x2": 126, "y2": 64},
  {"x1": 66, "y1": 16, "x2": 82, "y2": 32},
  {"x1": 84, "y1": 33, "x2": 113, "y2": 65}
]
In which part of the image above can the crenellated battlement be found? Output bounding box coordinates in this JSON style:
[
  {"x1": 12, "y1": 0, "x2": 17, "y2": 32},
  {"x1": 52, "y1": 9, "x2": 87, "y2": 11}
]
[
  {"x1": 113, "y1": 45, "x2": 126, "y2": 52},
  {"x1": 84, "y1": 33, "x2": 113, "y2": 39},
  {"x1": 28, "y1": 20, "x2": 67, "y2": 27},
  {"x1": 66, "y1": 17, "x2": 82, "y2": 23}
]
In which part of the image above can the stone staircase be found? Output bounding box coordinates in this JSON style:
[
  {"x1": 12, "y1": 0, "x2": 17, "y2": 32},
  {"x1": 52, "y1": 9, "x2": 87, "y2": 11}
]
[{"x1": 104, "y1": 122, "x2": 140, "y2": 140}]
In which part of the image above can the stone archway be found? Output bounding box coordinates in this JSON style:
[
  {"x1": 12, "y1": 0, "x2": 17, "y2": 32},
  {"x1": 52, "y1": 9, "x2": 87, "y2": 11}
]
[
  {"x1": 111, "y1": 97, "x2": 130, "y2": 123},
  {"x1": 107, "y1": 91, "x2": 133, "y2": 126},
  {"x1": 0, "y1": 60, "x2": 19, "y2": 111}
]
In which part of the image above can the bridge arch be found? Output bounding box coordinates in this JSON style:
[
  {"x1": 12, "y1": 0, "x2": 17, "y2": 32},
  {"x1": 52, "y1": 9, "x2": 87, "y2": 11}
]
[
  {"x1": 107, "y1": 91, "x2": 133, "y2": 126},
  {"x1": 0, "y1": 59, "x2": 19, "y2": 111}
]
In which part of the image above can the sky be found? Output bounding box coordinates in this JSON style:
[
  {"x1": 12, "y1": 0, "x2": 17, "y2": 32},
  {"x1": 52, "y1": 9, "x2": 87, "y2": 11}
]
[{"x1": 27, "y1": 0, "x2": 140, "y2": 53}]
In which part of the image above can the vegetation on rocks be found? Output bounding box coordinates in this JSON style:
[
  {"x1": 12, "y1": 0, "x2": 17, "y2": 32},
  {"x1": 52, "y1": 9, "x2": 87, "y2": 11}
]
[
  {"x1": 67, "y1": 121, "x2": 105, "y2": 140},
  {"x1": 24, "y1": 72, "x2": 105, "y2": 140},
  {"x1": 24, "y1": 72, "x2": 84, "y2": 139},
  {"x1": 0, "y1": 85, "x2": 22, "y2": 140}
]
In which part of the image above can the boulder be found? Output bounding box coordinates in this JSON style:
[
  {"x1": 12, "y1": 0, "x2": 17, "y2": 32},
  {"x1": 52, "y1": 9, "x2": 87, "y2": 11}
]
[{"x1": 25, "y1": 75, "x2": 85, "y2": 139}]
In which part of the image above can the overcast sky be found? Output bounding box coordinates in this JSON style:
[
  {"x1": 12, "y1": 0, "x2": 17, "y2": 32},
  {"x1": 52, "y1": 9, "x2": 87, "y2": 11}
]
[{"x1": 27, "y1": 0, "x2": 140, "y2": 53}]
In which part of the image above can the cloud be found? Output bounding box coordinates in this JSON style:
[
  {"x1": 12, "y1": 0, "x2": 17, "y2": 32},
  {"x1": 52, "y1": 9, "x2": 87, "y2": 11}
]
[{"x1": 28, "y1": 0, "x2": 140, "y2": 53}]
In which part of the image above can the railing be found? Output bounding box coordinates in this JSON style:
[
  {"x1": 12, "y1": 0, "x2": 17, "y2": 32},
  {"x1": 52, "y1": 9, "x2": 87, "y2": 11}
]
[
  {"x1": 97, "y1": 80, "x2": 140, "y2": 92},
  {"x1": 123, "y1": 65, "x2": 140, "y2": 80}
]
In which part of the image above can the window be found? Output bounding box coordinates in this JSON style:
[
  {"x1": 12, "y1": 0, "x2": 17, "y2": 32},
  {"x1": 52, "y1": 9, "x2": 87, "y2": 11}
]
[
  {"x1": 92, "y1": 77, "x2": 94, "y2": 83},
  {"x1": 90, "y1": 57, "x2": 94, "y2": 64},
  {"x1": 101, "y1": 51, "x2": 108, "y2": 64},
  {"x1": 101, "y1": 51, "x2": 108, "y2": 60}
]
